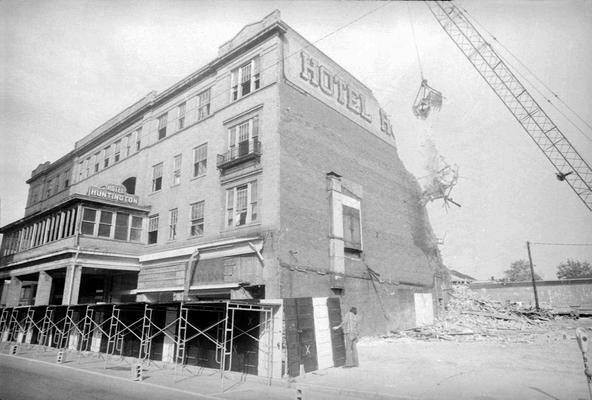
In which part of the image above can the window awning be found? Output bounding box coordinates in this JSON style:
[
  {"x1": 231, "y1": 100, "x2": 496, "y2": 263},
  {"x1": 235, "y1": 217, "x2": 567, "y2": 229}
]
[{"x1": 139, "y1": 237, "x2": 263, "y2": 263}]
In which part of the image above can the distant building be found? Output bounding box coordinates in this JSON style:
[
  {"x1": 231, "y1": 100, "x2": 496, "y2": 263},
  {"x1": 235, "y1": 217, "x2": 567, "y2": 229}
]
[
  {"x1": 449, "y1": 269, "x2": 476, "y2": 284},
  {"x1": 0, "y1": 11, "x2": 444, "y2": 335}
]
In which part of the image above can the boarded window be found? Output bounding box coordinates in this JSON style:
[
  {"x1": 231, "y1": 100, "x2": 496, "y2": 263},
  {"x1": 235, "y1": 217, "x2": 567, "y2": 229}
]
[{"x1": 342, "y1": 205, "x2": 361, "y2": 251}]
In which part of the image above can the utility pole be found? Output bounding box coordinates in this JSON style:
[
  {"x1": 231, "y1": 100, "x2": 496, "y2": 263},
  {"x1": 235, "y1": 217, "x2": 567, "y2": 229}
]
[{"x1": 526, "y1": 241, "x2": 540, "y2": 310}]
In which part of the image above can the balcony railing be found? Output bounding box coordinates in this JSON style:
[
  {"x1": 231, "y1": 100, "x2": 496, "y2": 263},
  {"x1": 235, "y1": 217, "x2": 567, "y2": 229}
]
[{"x1": 217, "y1": 139, "x2": 261, "y2": 170}]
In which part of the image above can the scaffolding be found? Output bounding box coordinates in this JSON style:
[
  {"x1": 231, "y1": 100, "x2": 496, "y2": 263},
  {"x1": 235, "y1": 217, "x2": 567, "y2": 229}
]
[{"x1": 0, "y1": 300, "x2": 278, "y2": 389}]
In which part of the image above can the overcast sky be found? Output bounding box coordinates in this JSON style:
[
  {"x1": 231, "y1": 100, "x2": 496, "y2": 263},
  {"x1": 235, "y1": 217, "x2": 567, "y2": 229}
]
[{"x1": 1, "y1": 0, "x2": 591, "y2": 280}]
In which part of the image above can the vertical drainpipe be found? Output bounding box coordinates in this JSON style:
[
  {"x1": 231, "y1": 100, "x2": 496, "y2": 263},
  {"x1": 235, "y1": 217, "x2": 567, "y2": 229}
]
[{"x1": 278, "y1": 28, "x2": 286, "y2": 299}]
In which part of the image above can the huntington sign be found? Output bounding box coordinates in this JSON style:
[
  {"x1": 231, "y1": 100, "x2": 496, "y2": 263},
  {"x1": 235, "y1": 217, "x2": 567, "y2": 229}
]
[{"x1": 87, "y1": 184, "x2": 139, "y2": 205}]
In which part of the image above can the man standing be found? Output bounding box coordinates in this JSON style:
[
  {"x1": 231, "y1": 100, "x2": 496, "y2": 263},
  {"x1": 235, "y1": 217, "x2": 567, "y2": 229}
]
[{"x1": 332, "y1": 306, "x2": 359, "y2": 367}]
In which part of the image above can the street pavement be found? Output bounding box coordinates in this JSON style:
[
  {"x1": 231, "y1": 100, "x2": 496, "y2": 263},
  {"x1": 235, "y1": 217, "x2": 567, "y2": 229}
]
[{"x1": 0, "y1": 352, "x2": 295, "y2": 400}]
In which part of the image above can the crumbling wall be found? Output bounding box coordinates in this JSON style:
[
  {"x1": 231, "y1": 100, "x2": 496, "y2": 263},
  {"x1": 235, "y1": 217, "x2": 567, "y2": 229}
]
[{"x1": 278, "y1": 81, "x2": 444, "y2": 335}]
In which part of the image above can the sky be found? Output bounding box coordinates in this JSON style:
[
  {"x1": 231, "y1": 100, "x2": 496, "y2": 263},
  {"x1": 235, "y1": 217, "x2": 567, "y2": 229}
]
[{"x1": 1, "y1": 0, "x2": 591, "y2": 280}]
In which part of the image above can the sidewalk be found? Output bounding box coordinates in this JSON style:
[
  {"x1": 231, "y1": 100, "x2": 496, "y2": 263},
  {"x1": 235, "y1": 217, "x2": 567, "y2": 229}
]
[{"x1": 1, "y1": 345, "x2": 294, "y2": 400}]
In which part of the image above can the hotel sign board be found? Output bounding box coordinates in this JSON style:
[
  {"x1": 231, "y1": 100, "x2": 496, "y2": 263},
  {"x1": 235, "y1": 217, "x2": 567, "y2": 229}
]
[
  {"x1": 286, "y1": 44, "x2": 395, "y2": 140},
  {"x1": 87, "y1": 184, "x2": 139, "y2": 206}
]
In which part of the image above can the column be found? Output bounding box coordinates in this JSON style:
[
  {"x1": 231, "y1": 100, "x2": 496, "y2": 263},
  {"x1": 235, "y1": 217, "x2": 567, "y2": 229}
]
[
  {"x1": 6, "y1": 276, "x2": 23, "y2": 306},
  {"x1": 35, "y1": 271, "x2": 53, "y2": 306},
  {"x1": 62, "y1": 265, "x2": 82, "y2": 305},
  {"x1": 161, "y1": 307, "x2": 177, "y2": 363}
]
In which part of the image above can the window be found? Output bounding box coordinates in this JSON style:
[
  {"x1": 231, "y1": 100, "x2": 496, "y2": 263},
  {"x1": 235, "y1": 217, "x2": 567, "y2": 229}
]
[
  {"x1": 46, "y1": 179, "x2": 53, "y2": 198},
  {"x1": 225, "y1": 181, "x2": 258, "y2": 227},
  {"x1": 158, "y1": 114, "x2": 168, "y2": 140},
  {"x1": 81, "y1": 208, "x2": 143, "y2": 242},
  {"x1": 136, "y1": 127, "x2": 142, "y2": 151},
  {"x1": 198, "y1": 89, "x2": 211, "y2": 120},
  {"x1": 125, "y1": 133, "x2": 132, "y2": 156},
  {"x1": 85, "y1": 157, "x2": 91, "y2": 177},
  {"x1": 31, "y1": 187, "x2": 39, "y2": 205},
  {"x1": 81, "y1": 208, "x2": 97, "y2": 235},
  {"x1": 78, "y1": 161, "x2": 84, "y2": 181},
  {"x1": 168, "y1": 208, "x2": 178, "y2": 240},
  {"x1": 114, "y1": 212, "x2": 130, "y2": 240},
  {"x1": 98, "y1": 211, "x2": 113, "y2": 237},
  {"x1": 56, "y1": 175, "x2": 63, "y2": 193},
  {"x1": 343, "y1": 205, "x2": 362, "y2": 251},
  {"x1": 193, "y1": 144, "x2": 207, "y2": 177},
  {"x1": 190, "y1": 201, "x2": 204, "y2": 236},
  {"x1": 130, "y1": 216, "x2": 143, "y2": 242},
  {"x1": 228, "y1": 116, "x2": 259, "y2": 158},
  {"x1": 177, "y1": 102, "x2": 186, "y2": 130},
  {"x1": 148, "y1": 215, "x2": 159, "y2": 244},
  {"x1": 94, "y1": 152, "x2": 101, "y2": 172},
  {"x1": 63, "y1": 170, "x2": 70, "y2": 188},
  {"x1": 172, "y1": 154, "x2": 182, "y2": 186},
  {"x1": 122, "y1": 176, "x2": 136, "y2": 195},
  {"x1": 114, "y1": 140, "x2": 121, "y2": 162},
  {"x1": 104, "y1": 145, "x2": 112, "y2": 168},
  {"x1": 152, "y1": 163, "x2": 163, "y2": 192},
  {"x1": 231, "y1": 57, "x2": 260, "y2": 101}
]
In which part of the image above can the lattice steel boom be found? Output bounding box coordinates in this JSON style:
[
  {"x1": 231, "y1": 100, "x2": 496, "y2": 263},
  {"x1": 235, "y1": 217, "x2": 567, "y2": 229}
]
[{"x1": 427, "y1": 1, "x2": 592, "y2": 212}]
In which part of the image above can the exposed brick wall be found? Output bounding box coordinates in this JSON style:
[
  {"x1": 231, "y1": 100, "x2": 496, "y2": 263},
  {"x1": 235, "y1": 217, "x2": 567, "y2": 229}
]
[{"x1": 277, "y1": 81, "x2": 441, "y2": 334}]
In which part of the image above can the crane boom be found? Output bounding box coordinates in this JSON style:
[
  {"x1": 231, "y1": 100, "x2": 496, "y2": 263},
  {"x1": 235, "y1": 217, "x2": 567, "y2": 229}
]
[{"x1": 427, "y1": 1, "x2": 592, "y2": 212}]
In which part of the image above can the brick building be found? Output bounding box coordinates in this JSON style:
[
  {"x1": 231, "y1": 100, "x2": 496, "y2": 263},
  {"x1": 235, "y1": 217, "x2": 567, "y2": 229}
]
[{"x1": 0, "y1": 10, "x2": 445, "y2": 336}]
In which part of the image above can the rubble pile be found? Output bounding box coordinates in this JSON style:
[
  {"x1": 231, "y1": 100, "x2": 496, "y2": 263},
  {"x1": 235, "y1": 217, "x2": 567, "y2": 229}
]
[{"x1": 392, "y1": 285, "x2": 559, "y2": 342}]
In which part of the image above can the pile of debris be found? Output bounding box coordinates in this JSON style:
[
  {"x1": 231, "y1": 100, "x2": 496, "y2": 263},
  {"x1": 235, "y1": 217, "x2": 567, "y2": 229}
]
[{"x1": 392, "y1": 285, "x2": 557, "y2": 342}]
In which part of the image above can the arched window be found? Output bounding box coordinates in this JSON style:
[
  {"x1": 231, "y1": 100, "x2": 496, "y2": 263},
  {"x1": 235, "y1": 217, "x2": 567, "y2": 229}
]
[{"x1": 122, "y1": 177, "x2": 136, "y2": 195}]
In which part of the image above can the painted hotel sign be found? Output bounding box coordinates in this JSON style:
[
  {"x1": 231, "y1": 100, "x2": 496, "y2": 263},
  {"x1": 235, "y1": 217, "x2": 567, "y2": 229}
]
[
  {"x1": 298, "y1": 51, "x2": 394, "y2": 138},
  {"x1": 87, "y1": 184, "x2": 139, "y2": 205}
]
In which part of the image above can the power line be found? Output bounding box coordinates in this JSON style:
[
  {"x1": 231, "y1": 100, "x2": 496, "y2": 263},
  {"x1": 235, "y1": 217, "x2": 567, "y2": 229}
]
[
  {"x1": 530, "y1": 242, "x2": 592, "y2": 247},
  {"x1": 127, "y1": 1, "x2": 392, "y2": 152}
]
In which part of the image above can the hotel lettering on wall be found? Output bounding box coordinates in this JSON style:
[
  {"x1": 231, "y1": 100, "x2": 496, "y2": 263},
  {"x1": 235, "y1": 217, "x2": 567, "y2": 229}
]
[
  {"x1": 299, "y1": 51, "x2": 394, "y2": 138},
  {"x1": 87, "y1": 184, "x2": 139, "y2": 205}
]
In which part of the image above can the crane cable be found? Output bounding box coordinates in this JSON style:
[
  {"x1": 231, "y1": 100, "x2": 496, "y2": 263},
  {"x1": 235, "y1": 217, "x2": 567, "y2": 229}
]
[
  {"x1": 454, "y1": 1, "x2": 592, "y2": 144},
  {"x1": 408, "y1": 2, "x2": 424, "y2": 81}
]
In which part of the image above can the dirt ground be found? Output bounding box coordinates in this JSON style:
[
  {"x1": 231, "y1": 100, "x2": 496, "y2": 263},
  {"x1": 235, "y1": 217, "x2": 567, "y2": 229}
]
[
  {"x1": 1, "y1": 317, "x2": 590, "y2": 400},
  {"x1": 293, "y1": 317, "x2": 592, "y2": 400}
]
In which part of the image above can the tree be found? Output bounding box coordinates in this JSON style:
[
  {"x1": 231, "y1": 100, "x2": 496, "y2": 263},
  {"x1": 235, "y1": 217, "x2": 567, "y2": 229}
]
[
  {"x1": 556, "y1": 259, "x2": 592, "y2": 279},
  {"x1": 503, "y1": 260, "x2": 542, "y2": 282}
]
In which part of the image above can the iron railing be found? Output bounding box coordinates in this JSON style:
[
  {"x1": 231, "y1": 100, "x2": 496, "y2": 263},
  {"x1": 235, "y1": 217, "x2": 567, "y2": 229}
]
[{"x1": 217, "y1": 139, "x2": 261, "y2": 169}]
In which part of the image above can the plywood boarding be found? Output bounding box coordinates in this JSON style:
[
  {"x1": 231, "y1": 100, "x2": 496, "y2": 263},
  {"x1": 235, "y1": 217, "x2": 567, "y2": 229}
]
[
  {"x1": 414, "y1": 292, "x2": 434, "y2": 327},
  {"x1": 312, "y1": 297, "x2": 333, "y2": 370}
]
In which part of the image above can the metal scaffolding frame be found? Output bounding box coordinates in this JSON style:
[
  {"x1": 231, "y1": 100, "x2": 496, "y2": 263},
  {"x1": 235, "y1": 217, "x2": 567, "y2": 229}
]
[{"x1": 0, "y1": 300, "x2": 278, "y2": 388}]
